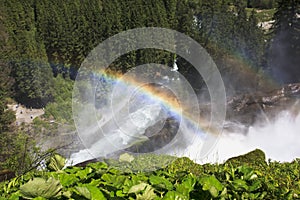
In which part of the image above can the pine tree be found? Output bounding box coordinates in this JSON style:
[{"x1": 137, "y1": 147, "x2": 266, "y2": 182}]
[
  {"x1": 2, "y1": 0, "x2": 54, "y2": 107},
  {"x1": 246, "y1": 9, "x2": 266, "y2": 68},
  {"x1": 0, "y1": 62, "x2": 15, "y2": 132},
  {"x1": 268, "y1": 0, "x2": 300, "y2": 83}
]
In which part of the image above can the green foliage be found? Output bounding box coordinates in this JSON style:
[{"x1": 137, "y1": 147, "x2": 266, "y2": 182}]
[
  {"x1": 105, "y1": 154, "x2": 176, "y2": 173},
  {"x1": 246, "y1": 8, "x2": 276, "y2": 22},
  {"x1": 47, "y1": 154, "x2": 66, "y2": 172},
  {"x1": 0, "y1": 130, "x2": 35, "y2": 174},
  {"x1": 20, "y1": 177, "x2": 62, "y2": 199},
  {"x1": 1, "y1": 150, "x2": 300, "y2": 199},
  {"x1": 267, "y1": 0, "x2": 300, "y2": 83},
  {"x1": 10, "y1": 60, "x2": 54, "y2": 107},
  {"x1": 0, "y1": 62, "x2": 15, "y2": 132},
  {"x1": 1, "y1": 0, "x2": 271, "y2": 98},
  {"x1": 199, "y1": 175, "x2": 224, "y2": 197},
  {"x1": 44, "y1": 75, "x2": 73, "y2": 123},
  {"x1": 225, "y1": 148, "x2": 267, "y2": 168},
  {"x1": 1, "y1": 0, "x2": 54, "y2": 107},
  {"x1": 0, "y1": 125, "x2": 58, "y2": 176},
  {"x1": 196, "y1": 0, "x2": 266, "y2": 70},
  {"x1": 247, "y1": 0, "x2": 277, "y2": 9},
  {"x1": 0, "y1": 102, "x2": 15, "y2": 132}
]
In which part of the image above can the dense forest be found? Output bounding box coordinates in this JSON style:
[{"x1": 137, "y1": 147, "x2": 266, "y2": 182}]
[{"x1": 0, "y1": 0, "x2": 299, "y2": 186}]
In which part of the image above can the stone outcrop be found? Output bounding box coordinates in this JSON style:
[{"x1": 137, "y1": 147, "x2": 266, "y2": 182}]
[{"x1": 226, "y1": 83, "x2": 300, "y2": 127}]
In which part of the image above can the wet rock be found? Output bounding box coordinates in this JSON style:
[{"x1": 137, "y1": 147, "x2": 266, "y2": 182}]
[
  {"x1": 125, "y1": 116, "x2": 180, "y2": 153},
  {"x1": 226, "y1": 83, "x2": 300, "y2": 127}
]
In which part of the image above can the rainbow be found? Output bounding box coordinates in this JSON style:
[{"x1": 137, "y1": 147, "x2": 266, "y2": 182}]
[{"x1": 93, "y1": 70, "x2": 219, "y2": 136}]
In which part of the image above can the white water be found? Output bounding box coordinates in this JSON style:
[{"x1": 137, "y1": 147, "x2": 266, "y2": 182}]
[
  {"x1": 180, "y1": 111, "x2": 300, "y2": 164},
  {"x1": 66, "y1": 103, "x2": 166, "y2": 166},
  {"x1": 67, "y1": 107, "x2": 300, "y2": 167}
]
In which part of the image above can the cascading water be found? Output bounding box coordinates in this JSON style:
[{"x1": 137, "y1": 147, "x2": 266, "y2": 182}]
[
  {"x1": 210, "y1": 110, "x2": 300, "y2": 163},
  {"x1": 174, "y1": 109, "x2": 300, "y2": 164},
  {"x1": 66, "y1": 102, "x2": 166, "y2": 166}
]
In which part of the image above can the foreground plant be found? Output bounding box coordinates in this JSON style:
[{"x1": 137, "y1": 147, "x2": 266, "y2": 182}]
[{"x1": 0, "y1": 150, "x2": 299, "y2": 199}]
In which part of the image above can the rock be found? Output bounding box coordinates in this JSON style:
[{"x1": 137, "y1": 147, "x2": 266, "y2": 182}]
[
  {"x1": 226, "y1": 83, "x2": 300, "y2": 127},
  {"x1": 125, "y1": 116, "x2": 179, "y2": 153},
  {"x1": 225, "y1": 149, "x2": 267, "y2": 167}
]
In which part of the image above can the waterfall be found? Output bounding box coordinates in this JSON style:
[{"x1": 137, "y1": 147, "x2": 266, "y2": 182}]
[
  {"x1": 181, "y1": 110, "x2": 300, "y2": 164},
  {"x1": 66, "y1": 103, "x2": 166, "y2": 166}
]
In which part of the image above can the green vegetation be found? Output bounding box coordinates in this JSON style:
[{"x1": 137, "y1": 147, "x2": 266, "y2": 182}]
[
  {"x1": 246, "y1": 8, "x2": 276, "y2": 22},
  {"x1": 0, "y1": 0, "x2": 275, "y2": 93},
  {"x1": 246, "y1": 0, "x2": 277, "y2": 9},
  {"x1": 1, "y1": 0, "x2": 297, "y2": 108},
  {"x1": 267, "y1": 0, "x2": 300, "y2": 83},
  {"x1": 1, "y1": 149, "x2": 300, "y2": 199},
  {"x1": 44, "y1": 75, "x2": 73, "y2": 124},
  {"x1": 1, "y1": 0, "x2": 54, "y2": 107}
]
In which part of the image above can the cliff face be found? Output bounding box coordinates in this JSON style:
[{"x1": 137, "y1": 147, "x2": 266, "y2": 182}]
[{"x1": 225, "y1": 83, "x2": 300, "y2": 128}]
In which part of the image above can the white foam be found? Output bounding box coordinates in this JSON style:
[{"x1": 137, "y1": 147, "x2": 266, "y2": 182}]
[
  {"x1": 183, "y1": 111, "x2": 300, "y2": 164},
  {"x1": 65, "y1": 103, "x2": 164, "y2": 167}
]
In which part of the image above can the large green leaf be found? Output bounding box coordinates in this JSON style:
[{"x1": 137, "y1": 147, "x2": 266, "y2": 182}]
[
  {"x1": 128, "y1": 183, "x2": 148, "y2": 194},
  {"x1": 199, "y1": 175, "x2": 223, "y2": 198},
  {"x1": 47, "y1": 154, "x2": 66, "y2": 171},
  {"x1": 149, "y1": 175, "x2": 173, "y2": 190},
  {"x1": 88, "y1": 162, "x2": 108, "y2": 170},
  {"x1": 74, "y1": 186, "x2": 91, "y2": 199},
  {"x1": 136, "y1": 185, "x2": 157, "y2": 200},
  {"x1": 58, "y1": 173, "x2": 78, "y2": 187},
  {"x1": 86, "y1": 185, "x2": 106, "y2": 200},
  {"x1": 101, "y1": 174, "x2": 126, "y2": 188},
  {"x1": 7, "y1": 191, "x2": 21, "y2": 200},
  {"x1": 32, "y1": 197, "x2": 47, "y2": 200},
  {"x1": 76, "y1": 167, "x2": 93, "y2": 179},
  {"x1": 64, "y1": 166, "x2": 82, "y2": 174},
  {"x1": 123, "y1": 174, "x2": 149, "y2": 193},
  {"x1": 175, "y1": 174, "x2": 196, "y2": 196},
  {"x1": 20, "y1": 177, "x2": 62, "y2": 199},
  {"x1": 232, "y1": 179, "x2": 249, "y2": 191},
  {"x1": 237, "y1": 166, "x2": 257, "y2": 180},
  {"x1": 74, "y1": 185, "x2": 106, "y2": 200}
]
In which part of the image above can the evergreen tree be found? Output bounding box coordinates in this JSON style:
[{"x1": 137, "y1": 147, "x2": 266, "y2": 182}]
[
  {"x1": 2, "y1": 0, "x2": 54, "y2": 107},
  {"x1": 268, "y1": 0, "x2": 300, "y2": 83},
  {"x1": 0, "y1": 63, "x2": 15, "y2": 132},
  {"x1": 246, "y1": 9, "x2": 266, "y2": 67}
]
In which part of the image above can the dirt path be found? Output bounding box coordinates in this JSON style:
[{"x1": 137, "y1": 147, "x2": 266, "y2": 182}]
[
  {"x1": 258, "y1": 20, "x2": 274, "y2": 30},
  {"x1": 7, "y1": 104, "x2": 45, "y2": 125}
]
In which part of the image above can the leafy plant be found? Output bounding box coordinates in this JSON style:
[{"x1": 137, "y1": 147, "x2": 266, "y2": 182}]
[
  {"x1": 1, "y1": 150, "x2": 300, "y2": 199},
  {"x1": 20, "y1": 177, "x2": 62, "y2": 199}
]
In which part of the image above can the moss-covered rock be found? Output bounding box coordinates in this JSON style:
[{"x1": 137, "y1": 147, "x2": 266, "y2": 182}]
[{"x1": 225, "y1": 149, "x2": 267, "y2": 167}]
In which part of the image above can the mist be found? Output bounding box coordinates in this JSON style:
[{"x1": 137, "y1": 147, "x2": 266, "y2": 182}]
[{"x1": 181, "y1": 110, "x2": 300, "y2": 164}]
